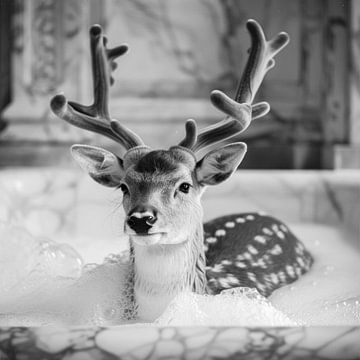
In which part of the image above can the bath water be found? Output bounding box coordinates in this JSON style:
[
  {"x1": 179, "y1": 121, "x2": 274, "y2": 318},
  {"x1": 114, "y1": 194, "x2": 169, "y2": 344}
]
[
  {"x1": 270, "y1": 224, "x2": 360, "y2": 325},
  {"x1": 0, "y1": 221, "x2": 359, "y2": 326}
]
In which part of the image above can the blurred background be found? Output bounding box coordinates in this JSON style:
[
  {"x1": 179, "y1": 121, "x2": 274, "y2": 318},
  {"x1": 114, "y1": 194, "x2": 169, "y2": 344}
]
[
  {"x1": 0, "y1": 0, "x2": 357, "y2": 169},
  {"x1": 1, "y1": 2, "x2": 360, "y2": 327}
]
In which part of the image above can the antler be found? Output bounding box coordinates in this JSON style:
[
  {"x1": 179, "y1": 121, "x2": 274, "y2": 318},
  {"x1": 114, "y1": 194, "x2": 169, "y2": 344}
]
[
  {"x1": 51, "y1": 20, "x2": 288, "y2": 159},
  {"x1": 179, "y1": 19, "x2": 289, "y2": 155},
  {"x1": 50, "y1": 25, "x2": 144, "y2": 151}
]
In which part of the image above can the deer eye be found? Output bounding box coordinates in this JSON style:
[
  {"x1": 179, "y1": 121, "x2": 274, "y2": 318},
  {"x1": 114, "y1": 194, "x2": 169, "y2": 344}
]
[
  {"x1": 179, "y1": 182, "x2": 191, "y2": 194},
  {"x1": 119, "y1": 183, "x2": 129, "y2": 195}
]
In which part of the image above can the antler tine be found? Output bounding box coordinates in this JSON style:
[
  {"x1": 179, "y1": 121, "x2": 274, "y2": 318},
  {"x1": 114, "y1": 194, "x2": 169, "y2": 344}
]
[
  {"x1": 181, "y1": 19, "x2": 289, "y2": 154},
  {"x1": 235, "y1": 19, "x2": 289, "y2": 104},
  {"x1": 178, "y1": 119, "x2": 198, "y2": 149},
  {"x1": 50, "y1": 24, "x2": 145, "y2": 150}
]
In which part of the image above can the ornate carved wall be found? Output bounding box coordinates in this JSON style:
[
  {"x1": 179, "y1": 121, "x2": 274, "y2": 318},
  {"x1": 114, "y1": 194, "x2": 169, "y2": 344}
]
[
  {"x1": 2, "y1": 0, "x2": 92, "y2": 146},
  {"x1": 0, "y1": 0, "x2": 352, "y2": 168}
]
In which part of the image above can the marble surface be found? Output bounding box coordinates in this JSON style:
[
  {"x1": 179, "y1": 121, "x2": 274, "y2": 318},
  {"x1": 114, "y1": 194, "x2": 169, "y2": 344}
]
[
  {"x1": 2, "y1": 0, "x2": 327, "y2": 161},
  {"x1": 1, "y1": 169, "x2": 360, "y2": 357},
  {"x1": 1, "y1": 168, "x2": 360, "y2": 263},
  {"x1": 0, "y1": 326, "x2": 359, "y2": 359}
]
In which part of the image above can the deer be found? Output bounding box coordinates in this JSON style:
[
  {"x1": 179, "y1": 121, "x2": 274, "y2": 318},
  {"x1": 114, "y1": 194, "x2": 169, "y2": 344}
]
[{"x1": 50, "y1": 20, "x2": 313, "y2": 322}]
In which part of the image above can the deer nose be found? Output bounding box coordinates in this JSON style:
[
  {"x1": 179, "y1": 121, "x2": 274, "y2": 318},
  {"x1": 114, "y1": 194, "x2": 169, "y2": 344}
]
[{"x1": 127, "y1": 207, "x2": 158, "y2": 234}]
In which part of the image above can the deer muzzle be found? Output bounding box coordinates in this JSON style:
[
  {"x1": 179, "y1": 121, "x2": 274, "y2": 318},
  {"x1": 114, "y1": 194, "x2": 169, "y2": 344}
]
[{"x1": 126, "y1": 205, "x2": 158, "y2": 234}]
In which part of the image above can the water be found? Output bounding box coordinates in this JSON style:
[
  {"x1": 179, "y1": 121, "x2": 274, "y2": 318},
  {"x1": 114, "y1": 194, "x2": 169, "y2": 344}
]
[
  {"x1": 270, "y1": 224, "x2": 360, "y2": 325},
  {"x1": 0, "y1": 222, "x2": 360, "y2": 326}
]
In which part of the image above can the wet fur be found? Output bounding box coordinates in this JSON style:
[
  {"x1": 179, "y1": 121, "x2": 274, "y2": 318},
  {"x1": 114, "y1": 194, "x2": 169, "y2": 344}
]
[
  {"x1": 204, "y1": 213, "x2": 314, "y2": 297},
  {"x1": 131, "y1": 212, "x2": 313, "y2": 321},
  {"x1": 132, "y1": 224, "x2": 206, "y2": 321},
  {"x1": 73, "y1": 148, "x2": 313, "y2": 321}
]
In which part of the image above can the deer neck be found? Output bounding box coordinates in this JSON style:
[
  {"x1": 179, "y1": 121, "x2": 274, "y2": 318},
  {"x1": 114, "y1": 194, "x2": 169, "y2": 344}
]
[{"x1": 131, "y1": 224, "x2": 206, "y2": 322}]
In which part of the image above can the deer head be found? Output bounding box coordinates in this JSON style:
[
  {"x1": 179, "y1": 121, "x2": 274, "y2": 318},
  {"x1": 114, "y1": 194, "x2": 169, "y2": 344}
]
[
  {"x1": 51, "y1": 20, "x2": 288, "y2": 246},
  {"x1": 50, "y1": 20, "x2": 289, "y2": 321}
]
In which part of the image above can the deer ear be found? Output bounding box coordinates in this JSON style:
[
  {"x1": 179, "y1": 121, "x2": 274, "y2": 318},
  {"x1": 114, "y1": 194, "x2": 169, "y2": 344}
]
[
  {"x1": 71, "y1": 144, "x2": 124, "y2": 187},
  {"x1": 196, "y1": 143, "x2": 247, "y2": 185}
]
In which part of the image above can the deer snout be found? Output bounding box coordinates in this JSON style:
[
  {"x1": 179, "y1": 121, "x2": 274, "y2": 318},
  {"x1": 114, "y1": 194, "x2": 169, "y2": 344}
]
[{"x1": 127, "y1": 206, "x2": 158, "y2": 234}]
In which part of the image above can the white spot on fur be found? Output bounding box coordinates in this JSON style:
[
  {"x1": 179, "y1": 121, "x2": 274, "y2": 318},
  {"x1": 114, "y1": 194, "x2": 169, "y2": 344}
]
[
  {"x1": 280, "y1": 224, "x2": 288, "y2": 232},
  {"x1": 226, "y1": 275, "x2": 239, "y2": 284},
  {"x1": 218, "y1": 278, "x2": 231, "y2": 288},
  {"x1": 221, "y1": 259, "x2": 232, "y2": 265},
  {"x1": 215, "y1": 229, "x2": 226, "y2": 237},
  {"x1": 236, "y1": 217, "x2": 245, "y2": 223},
  {"x1": 211, "y1": 264, "x2": 224, "y2": 273},
  {"x1": 295, "y1": 266, "x2": 302, "y2": 276},
  {"x1": 262, "y1": 227, "x2": 273, "y2": 235},
  {"x1": 225, "y1": 221, "x2": 235, "y2": 228},
  {"x1": 236, "y1": 261, "x2": 246, "y2": 268},
  {"x1": 297, "y1": 256, "x2": 305, "y2": 267},
  {"x1": 246, "y1": 215, "x2": 255, "y2": 220},
  {"x1": 277, "y1": 231, "x2": 285, "y2": 239},
  {"x1": 270, "y1": 273, "x2": 279, "y2": 284},
  {"x1": 254, "y1": 235, "x2": 267, "y2": 244},
  {"x1": 278, "y1": 271, "x2": 286, "y2": 282},
  {"x1": 295, "y1": 244, "x2": 304, "y2": 255},
  {"x1": 269, "y1": 244, "x2": 282, "y2": 255},
  {"x1": 258, "y1": 211, "x2": 267, "y2": 216},
  {"x1": 286, "y1": 265, "x2": 295, "y2": 278},
  {"x1": 253, "y1": 259, "x2": 267, "y2": 268},
  {"x1": 243, "y1": 252, "x2": 252, "y2": 260},
  {"x1": 237, "y1": 254, "x2": 244, "y2": 261},
  {"x1": 206, "y1": 237, "x2": 217, "y2": 244},
  {"x1": 247, "y1": 245, "x2": 258, "y2": 255},
  {"x1": 247, "y1": 272, "x2": 256, "y2": 282},
  {"x1": 272, "y1": 224, "x2": 279, "y2": 232},
  {"x1": 204, "y1": 244, "x2": 209, "y2": 252}
]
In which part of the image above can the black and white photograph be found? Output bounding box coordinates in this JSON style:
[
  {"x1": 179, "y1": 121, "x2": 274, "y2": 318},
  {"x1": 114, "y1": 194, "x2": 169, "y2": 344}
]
[{"x1": 0, "y1": 0, "x2": 359, "y2": 359}]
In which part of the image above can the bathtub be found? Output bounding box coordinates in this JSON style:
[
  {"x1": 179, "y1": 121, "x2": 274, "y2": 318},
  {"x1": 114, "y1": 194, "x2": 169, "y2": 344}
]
[{"x1": 0, "y1": 167, "x2": 360, "y2": 359}]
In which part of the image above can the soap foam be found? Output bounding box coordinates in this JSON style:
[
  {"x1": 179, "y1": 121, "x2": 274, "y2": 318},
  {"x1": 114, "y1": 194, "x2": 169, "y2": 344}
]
[
  {"x1": 0, "y1": 223, "x2": 294, "y2": 326},
  {"x1": 0, "y1": 222, "x2": 84, "y2": 325},
  {"x1": 155, "y1": 288, "x2": 296, "y2": 326},
  {"x1": 0, "y1": 223, "x2": 135, "y2": 326},
  {"x1": 0, "y1": 222, "x2": 82, "y2": 298},
  {"x1": 2, "y1": 222, "x2": 360, "y2": 327}
]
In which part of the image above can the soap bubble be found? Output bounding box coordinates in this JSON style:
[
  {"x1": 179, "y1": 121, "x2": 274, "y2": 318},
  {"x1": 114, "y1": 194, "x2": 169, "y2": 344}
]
[
  {"x1": 0, "y1": 222, "x2": 84, "y2": 324},
  {"x1": 155, "y1": 288, "x2": 296, "y2": 326},
  {"x1": 3, "y1": 221, "x2": 360, "y2": 327},
  {"x1": 0, "y1": 226, "x2": 297, "y2": 327}
]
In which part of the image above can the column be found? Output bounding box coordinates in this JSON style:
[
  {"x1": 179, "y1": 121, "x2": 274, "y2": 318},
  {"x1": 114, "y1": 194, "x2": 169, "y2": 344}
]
[{"x1": 2, "y1": 0, "x2": 92, "y2": 147}]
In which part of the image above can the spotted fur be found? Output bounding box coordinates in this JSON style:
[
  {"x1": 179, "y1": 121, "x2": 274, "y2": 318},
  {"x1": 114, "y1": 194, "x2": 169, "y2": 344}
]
[{"x1": 204, "y1": 213, "x2": 313, "y2": 297}]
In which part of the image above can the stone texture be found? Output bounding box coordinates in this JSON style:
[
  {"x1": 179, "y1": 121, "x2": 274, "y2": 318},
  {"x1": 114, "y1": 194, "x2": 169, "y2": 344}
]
[
  {"x1": 1, "y1": 0, "x2": 341, "y2": 170},
  {"x1": 1, "y1": 168, "x2": 360, "y2": 263},
  {"x1": 1, "y1": 326, "x2": 360, "y2": 360}
]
